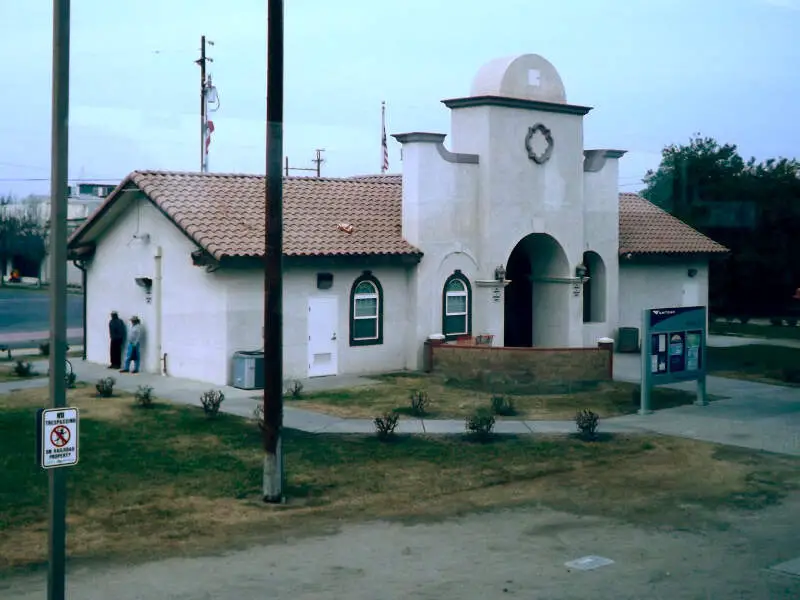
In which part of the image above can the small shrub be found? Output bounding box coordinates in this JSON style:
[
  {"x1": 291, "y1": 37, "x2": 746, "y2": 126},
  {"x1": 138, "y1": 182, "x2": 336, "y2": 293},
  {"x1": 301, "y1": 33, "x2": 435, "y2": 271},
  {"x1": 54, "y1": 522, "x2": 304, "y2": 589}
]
[
  {"x1": 135, "y1": 385, "x2": 155, "y2": 407},
  {"x1": 65, "y1": 372, "x2": 76, "y2": 389},
  {"x1": 465, "y1": 407, "x2": 495, "y2": 440},
  {"x1": 374, "y1": 411, "x2": 400, "y2": 440},
  {"x1": 285, "y1": 379, "x2": 304, "y2": 398},
  {"x1": 409, "y1": 390, "x2": 430, "y2": 417},
  {"x1": 12, "y1": 360, "x2": 35, "y2": 377},
  {"x1": 575, "y1": 409, "x2": 600, "y2": 440},
  {"x1": 39, "y1": 341, "x2": 50, "y2": 356},
  {"x1": 490, "y1": 394, "x2": 516, "y2": 416},
  {"x1": 738, "y1": 315, "x2": 751, "y2": 325},
  {"x1": 725, "y1": 315, "x2": 736, "y2": 323},
  {"x1": 770, "y1": 317, "x2": 784, "y2": 327},
  {"x1": 785, "y1": 318, "x2": 798, "y2": 327},
  {"x1": 200, "y1": 389, "x2": 225, "y2": 417},
  {"x1": 95, "y1": 377, "x2": 116, "y2": 397},
  {"x1": 781, "y1": 367, "x2": 800, "y2": 384}
]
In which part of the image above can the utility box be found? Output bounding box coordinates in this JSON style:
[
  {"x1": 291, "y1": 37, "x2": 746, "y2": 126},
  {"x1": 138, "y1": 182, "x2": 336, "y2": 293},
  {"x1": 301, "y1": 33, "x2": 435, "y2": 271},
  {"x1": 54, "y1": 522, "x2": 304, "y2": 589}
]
[
  {"x1": 618, "y1": 327, "x2": 640, "y2": 353},
  {"x1": 231, "y1": 351, "x2": 265, "y2": 390}
]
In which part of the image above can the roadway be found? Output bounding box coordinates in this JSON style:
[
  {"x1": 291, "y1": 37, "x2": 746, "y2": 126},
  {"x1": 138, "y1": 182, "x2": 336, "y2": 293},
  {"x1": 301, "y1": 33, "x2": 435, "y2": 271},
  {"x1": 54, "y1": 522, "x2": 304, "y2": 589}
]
[{"x1": 0, "y1": 288, "x2": 83, "y2": 335}]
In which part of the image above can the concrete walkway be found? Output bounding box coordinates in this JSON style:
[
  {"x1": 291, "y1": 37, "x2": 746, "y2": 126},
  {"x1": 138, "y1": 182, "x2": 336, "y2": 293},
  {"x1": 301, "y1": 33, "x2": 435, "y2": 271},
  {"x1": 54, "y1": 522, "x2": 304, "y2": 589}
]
[
  {"x1": 3, "y1": 351, "x2": 800, "y2": 456},
  {"x1": 708, "y1": 333, "x2": 800, "y2": 349}
]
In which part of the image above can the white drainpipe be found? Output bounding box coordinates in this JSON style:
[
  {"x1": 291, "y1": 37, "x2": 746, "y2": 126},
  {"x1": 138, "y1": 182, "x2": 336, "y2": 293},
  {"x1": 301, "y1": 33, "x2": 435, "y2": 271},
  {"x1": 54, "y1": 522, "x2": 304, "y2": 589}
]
[{"x1": 154, "y1": 246, "x2": 163, "y2": 375}]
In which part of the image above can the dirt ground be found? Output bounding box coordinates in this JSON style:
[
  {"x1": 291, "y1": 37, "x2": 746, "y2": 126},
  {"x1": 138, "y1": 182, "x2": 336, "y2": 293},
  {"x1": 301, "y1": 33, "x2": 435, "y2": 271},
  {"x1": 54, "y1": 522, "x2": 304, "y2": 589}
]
[{"x1": 3, "y1": 493, "x2": 800, "y2": 600}]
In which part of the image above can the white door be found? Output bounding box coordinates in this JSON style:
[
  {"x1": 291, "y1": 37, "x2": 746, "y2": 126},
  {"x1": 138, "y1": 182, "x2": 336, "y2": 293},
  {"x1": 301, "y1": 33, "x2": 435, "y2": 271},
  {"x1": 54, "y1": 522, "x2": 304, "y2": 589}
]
[
  {"x1": 682, "y1": 279, "x2": 701, "y2": 307},
  {"x1": 308, "y1": 297, "x2": 339, "y2": 377}
]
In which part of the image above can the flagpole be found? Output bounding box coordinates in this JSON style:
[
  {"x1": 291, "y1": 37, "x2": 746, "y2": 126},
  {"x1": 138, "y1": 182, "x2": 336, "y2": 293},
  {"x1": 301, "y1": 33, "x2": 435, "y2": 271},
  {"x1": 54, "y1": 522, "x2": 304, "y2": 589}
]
[{"x1": 381, "y1": 101, "x2": 387, "y2": 174}]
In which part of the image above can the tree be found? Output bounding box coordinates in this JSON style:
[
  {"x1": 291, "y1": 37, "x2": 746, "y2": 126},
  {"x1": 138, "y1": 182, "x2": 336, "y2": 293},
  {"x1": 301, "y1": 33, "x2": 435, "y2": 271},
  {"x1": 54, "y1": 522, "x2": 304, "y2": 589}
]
[
  {"x1": 0, "y1": 194, "x2": 47, "y2": 280},
  {"x1": 641, "y1": 135, "x2": 800, "y2": 317},
  {"x1": 641, "y1": 134, "x2": 747, "y2": 218}
]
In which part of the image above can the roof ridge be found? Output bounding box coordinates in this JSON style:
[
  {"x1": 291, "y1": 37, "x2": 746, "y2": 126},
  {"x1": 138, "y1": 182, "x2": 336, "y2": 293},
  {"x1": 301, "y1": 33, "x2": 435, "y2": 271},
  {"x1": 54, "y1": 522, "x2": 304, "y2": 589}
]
[{"x1": 129, "y1": 170, "x2": 403, "y2": 184}]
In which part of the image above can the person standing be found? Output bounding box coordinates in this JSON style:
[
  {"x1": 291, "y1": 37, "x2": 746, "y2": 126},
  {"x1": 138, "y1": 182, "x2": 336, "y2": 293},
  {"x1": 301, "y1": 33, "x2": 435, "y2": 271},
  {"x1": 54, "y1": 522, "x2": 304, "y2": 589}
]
[
  {"x1": 108, "y1": 311, "x2": 126, "y2": 369},
  {"x1": 120, "y1": 316, "x2": 143, "y2": 374}
]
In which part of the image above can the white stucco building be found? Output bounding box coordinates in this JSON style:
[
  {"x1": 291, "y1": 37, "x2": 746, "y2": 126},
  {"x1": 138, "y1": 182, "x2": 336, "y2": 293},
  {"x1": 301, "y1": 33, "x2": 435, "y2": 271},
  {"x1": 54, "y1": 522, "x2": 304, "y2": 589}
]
[{"x1": 67, "y1": 53, "x2": 727, "y2": 386}]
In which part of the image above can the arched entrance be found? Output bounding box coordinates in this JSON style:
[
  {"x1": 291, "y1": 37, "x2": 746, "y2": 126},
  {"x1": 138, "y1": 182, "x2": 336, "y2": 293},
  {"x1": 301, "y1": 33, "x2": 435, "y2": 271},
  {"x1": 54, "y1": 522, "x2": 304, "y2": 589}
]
[{"x1": 504, "y1": 233, "x2": 570, "y2": 347}]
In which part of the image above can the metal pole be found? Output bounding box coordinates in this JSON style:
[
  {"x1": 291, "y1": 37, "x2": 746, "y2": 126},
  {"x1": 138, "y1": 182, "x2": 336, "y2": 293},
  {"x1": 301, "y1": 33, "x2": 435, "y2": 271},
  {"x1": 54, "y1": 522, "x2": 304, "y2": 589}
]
[
  {"x1": 262, "y1": 0, "x2": 284, "y2": 503},
  {"x1": 639, "y1": 309, "x2": 651, "y2": 415},
  {"x1": 200, "y1": 35, "x2": 206, "y2": 172},
  {"x1": 381, "y1": 101, "x2": 387, "y2": 174},
  {"x1": 48, "y1": 1, "x2": 70, "y2": 598}
]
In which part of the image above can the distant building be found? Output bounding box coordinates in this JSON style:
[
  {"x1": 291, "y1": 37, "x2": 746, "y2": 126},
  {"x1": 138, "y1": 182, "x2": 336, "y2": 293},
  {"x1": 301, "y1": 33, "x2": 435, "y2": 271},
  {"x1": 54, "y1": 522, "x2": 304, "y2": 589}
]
[{"x1": 0, "y1": 183, "x2": 113, "y2": 286}]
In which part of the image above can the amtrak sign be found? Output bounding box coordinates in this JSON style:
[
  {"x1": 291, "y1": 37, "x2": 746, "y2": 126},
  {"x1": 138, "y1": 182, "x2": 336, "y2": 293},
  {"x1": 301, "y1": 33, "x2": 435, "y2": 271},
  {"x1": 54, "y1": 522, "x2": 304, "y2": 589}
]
[{"x1": 640, "y1": 306, "x2": 708, "y2": 414}]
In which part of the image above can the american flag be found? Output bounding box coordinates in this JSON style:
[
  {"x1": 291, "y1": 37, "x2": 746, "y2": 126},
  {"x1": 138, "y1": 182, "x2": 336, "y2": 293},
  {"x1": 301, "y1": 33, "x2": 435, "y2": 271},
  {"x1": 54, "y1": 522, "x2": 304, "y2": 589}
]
[
  {"x1": 205, "y1": 119, "x2": 215, "y2": 153},
  {"x1": 381, "y1": 101, "x2": 389, "y2": 174}
]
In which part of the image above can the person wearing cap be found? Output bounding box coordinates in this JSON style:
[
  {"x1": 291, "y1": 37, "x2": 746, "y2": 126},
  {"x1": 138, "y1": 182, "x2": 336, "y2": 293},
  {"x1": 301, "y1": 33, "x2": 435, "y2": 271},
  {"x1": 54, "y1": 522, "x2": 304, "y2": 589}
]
[
  {"x1": 120, "y1": 316, "x2": 143, "y2": 374},
  {"x1": 108, "y1": 311, "x2": 126, "y2": 369}
]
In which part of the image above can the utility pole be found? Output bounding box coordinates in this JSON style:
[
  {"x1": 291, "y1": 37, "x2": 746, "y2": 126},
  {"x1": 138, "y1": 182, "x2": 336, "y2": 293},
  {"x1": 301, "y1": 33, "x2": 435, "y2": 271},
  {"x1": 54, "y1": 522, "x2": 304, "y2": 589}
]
[
  {"x1": 312, "y1": 148, "x2": 325, "y2": 177},
  {"x1": 284, "y1": 149, "x2": 325, "y2": 177},
  {"x1": 48, "y1": 1, "x2": 70, "y2": 599},
  {"x1": 195, "y1": 35, "x2": 213, "y2": 172},
  {"x1": 263, "y1": 0, "x2": 284, "y2": 503}
]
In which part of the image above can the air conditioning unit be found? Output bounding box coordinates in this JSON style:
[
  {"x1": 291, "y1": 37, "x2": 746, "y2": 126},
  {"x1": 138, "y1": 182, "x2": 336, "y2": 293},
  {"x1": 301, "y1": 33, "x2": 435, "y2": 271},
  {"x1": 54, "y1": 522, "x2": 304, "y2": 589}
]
[{"x1": 231, "y1": 351, "x2": 265, "y2": 390}]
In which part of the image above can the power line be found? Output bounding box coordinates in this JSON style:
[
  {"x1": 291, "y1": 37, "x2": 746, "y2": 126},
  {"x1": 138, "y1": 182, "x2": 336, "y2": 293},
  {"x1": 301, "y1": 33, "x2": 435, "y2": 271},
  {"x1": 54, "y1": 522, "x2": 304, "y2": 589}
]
[{"x1": 0, "y1": 177, "x2": 123, "y2": 183}]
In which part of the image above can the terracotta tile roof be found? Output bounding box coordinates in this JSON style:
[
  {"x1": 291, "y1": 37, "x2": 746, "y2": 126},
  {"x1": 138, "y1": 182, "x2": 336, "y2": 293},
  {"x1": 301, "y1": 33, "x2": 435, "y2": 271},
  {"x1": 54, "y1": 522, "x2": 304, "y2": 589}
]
[
  {"x1": 619, "y1": 193, "x2": 728, "y2": 256},
  {"x1": 69, "y1": 172, "x2": 726, "y2": 260},
  {"x1": 70, "y1": 171, "x2": 421, "y2": 260},
  {"x1": 349, "y1": 174, "x2": 403, "y2": 183}
]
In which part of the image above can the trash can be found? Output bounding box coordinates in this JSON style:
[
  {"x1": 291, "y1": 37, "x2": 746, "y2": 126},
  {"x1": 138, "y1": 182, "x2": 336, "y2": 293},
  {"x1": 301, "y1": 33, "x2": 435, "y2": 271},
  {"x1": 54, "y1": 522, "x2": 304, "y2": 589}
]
[{"x1": 618, "y1": 327, "x2": 640, "y2": 353}]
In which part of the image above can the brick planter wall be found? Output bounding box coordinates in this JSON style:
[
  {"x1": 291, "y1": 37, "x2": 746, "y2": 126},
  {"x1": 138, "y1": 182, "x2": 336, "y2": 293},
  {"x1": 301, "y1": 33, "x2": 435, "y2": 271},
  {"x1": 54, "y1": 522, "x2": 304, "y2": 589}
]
[{"x1": 427, "y1": 343, "x2": 613, "y2": 394}]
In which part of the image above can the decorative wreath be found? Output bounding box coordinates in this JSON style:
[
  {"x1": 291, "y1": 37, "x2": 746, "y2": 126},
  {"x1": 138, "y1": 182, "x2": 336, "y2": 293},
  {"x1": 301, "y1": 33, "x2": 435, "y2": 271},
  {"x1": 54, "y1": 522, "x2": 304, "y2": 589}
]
[{"x1": 524, "y1": 123, "x2": 554, "y2": 165}]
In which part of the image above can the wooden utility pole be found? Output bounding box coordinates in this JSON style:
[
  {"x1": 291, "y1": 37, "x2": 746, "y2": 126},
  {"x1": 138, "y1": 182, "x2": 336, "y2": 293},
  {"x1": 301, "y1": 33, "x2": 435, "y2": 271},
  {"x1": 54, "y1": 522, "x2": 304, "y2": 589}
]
[
  {"x1": 48, "y1": 1, "x2": 70, "y2": 598},
  {"x1": 312, "y1": 148, "x2": 325, "y2": 177},
  {"x1": 263, "y1": 0, "x2": 285, "y2": 503},
  {"x1": 284, "y1": 149, "x2": 325, "y2": 177}
]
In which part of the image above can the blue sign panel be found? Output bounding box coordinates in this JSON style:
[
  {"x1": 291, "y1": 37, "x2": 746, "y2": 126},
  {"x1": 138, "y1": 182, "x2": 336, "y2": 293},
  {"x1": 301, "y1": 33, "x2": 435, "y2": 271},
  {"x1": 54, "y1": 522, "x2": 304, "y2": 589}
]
[{"x1": 640, "y1": 306, "x2": 708, "y2": 414}]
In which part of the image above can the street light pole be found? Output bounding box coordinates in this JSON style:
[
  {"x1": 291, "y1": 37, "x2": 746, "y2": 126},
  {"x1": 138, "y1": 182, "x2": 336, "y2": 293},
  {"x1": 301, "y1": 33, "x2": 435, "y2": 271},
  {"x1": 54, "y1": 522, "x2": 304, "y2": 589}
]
[
  {"x1": 48, "y1": 1, "x2": 70, "y2": 599},
  {"x1": 262, "y1": 0, "x2": 285, "y2": 503}
]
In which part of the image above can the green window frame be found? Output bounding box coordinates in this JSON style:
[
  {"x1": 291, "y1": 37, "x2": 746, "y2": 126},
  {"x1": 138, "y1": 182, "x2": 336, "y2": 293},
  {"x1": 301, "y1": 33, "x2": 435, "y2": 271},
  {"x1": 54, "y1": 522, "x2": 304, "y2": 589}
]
[
  {"x1": 349, "y1": 273, "x2": 383, "y2": 346},
  {"x1": 442, "y1": 271, "x2": 472, "y2": 340}
]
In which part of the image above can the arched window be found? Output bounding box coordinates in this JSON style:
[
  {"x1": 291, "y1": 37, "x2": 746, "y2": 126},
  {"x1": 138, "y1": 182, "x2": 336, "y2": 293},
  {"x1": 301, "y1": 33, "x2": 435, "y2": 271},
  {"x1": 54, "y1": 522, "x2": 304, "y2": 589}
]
[
  {"x1": 349, "y1": 272, "x2": 383, "y2": 346},
  {"x1": 582, "y1": 251, "x2": 607, "y2": 323},
  {"x1": 442, "y1": 271, "x2": 472, "y2": 340}
]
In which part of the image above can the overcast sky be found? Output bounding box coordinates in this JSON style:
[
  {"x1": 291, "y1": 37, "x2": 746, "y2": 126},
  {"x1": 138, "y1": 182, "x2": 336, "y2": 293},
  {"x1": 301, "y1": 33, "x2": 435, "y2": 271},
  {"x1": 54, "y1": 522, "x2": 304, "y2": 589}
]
[{"x1": 1, "y1": 0, "x2": 798, "y2": 197}]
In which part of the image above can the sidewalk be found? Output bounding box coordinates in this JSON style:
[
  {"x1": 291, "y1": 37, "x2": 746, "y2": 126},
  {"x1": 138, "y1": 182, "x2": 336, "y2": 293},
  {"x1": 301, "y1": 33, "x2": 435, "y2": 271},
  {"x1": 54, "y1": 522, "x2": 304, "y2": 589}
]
[
  {"x1": 2, "y1": 356, "x2": 799, "y2": 456},
  {"x1": 0, "y1": 359, "x2": 620, "y2": 437}
]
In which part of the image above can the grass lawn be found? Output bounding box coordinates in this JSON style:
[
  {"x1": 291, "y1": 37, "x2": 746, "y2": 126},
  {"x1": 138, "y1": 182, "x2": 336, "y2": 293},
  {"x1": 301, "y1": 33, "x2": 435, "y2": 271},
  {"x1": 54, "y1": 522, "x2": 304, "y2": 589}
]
[
  {"x1": 291, "y1": 374, "x2": 714, "y2": 420},
  {"x1": 1, "y1": 385, "x2": 798, "y2": 573},
  {"x1": 710, "y1": 321, "x2": 800, "y2": 341},
  {"x1": 707, "y1": 345, "x2": 800, "y2": 386}
]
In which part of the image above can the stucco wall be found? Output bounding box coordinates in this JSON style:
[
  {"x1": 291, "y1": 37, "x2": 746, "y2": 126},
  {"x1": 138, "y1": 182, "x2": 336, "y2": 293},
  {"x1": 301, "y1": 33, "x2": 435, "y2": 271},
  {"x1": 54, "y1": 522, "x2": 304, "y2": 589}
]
[
  {"x1": 618, "y1": 258, "x2": 710, "y2": 335},
  {"x1": 222, "y1": 263, "x2": 415, "y2": 382},
  {"x1": 85, "y1": 195, "x2": 228, "y2": 383},
  {"x1": 581, "y1": 163, "x2": 621, "y2": 345},
  {"x1": 400, "y1": 99, "x2": 614, "y2": 355}
]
